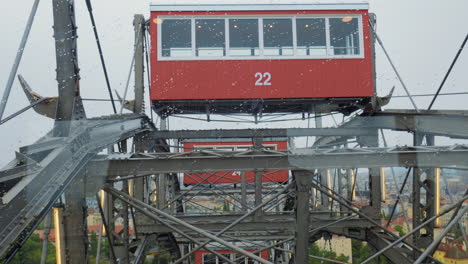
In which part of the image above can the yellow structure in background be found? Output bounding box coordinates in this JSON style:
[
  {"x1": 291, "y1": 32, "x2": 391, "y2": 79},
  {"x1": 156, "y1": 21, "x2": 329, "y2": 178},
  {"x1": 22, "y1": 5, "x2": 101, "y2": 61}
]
[
  {"x1": 53, "y1": 207, "x2": 66, "y2": 264},
  {"x1": 433, "y1": 241, "x2": 468, "y2": 264}
]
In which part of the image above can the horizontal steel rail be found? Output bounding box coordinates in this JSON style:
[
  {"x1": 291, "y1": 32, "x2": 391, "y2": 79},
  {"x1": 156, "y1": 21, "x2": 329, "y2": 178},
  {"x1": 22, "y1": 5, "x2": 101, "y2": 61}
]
[{"x1": 89, "y1": 145, "x2": 468, "y2": 175}]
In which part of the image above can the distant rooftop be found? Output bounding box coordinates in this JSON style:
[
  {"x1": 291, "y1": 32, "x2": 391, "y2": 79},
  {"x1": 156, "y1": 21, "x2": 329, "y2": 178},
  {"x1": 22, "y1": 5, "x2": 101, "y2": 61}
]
[{"x1": 150, "y1": 0, "x2": 369, "y2": 12}]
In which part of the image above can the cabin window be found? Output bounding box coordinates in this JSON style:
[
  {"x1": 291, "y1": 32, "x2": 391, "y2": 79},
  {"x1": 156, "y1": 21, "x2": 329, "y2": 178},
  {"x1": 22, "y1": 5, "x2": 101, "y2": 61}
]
[
  {"x1": 161, "y1": 19, "x2": 192, "y2": 57},
  {"x1": 329, "y1": 17, "x2": 360, "y2": 55},
  {"x1": 229, "y1": 19, "x2": 260, "y2": 56},
  {"x1": 219, "y1": 254, "x2": 231, "y2": 264},
  {"x1": 203, "y1": 253, "x2": 216, "y2": 264},
  {"x1": 263, "y1": 19, "x2": 293, "y2": 56},
  {"x1": 158, "y1": 15, "x2": 363, "y2": 60},
  {"x1": 202, "y1": 253, "x2": 232, "y2": 264},
  {"x1": 196, "y1": 19, "x2": 226, "y2": 57},
  {"x1": 296, "y1": 18, "x2": 327, "y2": 56}
]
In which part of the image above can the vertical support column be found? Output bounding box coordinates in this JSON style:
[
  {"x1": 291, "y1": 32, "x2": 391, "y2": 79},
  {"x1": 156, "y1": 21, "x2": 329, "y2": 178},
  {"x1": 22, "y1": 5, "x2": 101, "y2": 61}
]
[
  {"x1": 315, "y1": 115, "x2": 332, "y2": 209},
  {"x1": 253, "y1": 137, "x2": 263, "y2": 217},
  {"x1": 52, "y1": 0, "x2": 85, "y2": 136},
  {"x1": 61, "y1": 176, "x2": 88, "y2": 264},
  {"x1": 294, "y1": 170, "x2": 312, "y2": 264},
  {"x1": 40, "y1": 212, "x2": 52, "y2": 264},
  {"x1": 133, "y1": 14, "x2": 145, "y2": 114},
  {"x1": 122, "y1": 181, "x2": 130, "y2": 264},
  {"x1": 318, "y1": 169, "x2": 332, "y2": 209},
  {"x1": 52, "y1": 2, "x2": 88, "y2": 261},
  {"x1": 337, "y1": 168, "x2": 347, "y2": 214},
  {"x1": 360, "y1": 129, "x2": 382, "y2": 219},
  {"x1": 255, "y1": 170, "x2": 263, "y2": 217},
  {"x1": 132, "y1": 14, "x2": 147, "y2": 202},
  {"x1": 347, "y1": 169, "x2": 356, "y2": 203},
  {"x1": 241, "y1": 172, "x2": 247, "y2": 212},
  {"x1": 103, "y1": 191, "x2": 117, "y2": 264},
  {"x1": 412, "y1": 134, "x2": 439, "y2": 250},
  {"x1": 412, "y1": 133, "x2": 424, "y2": 251},
  {"x1": 157, "y1": 119, "x2": 168, "y2": 210},
  {"x1": 368, "y1": 168, "x2": 382, "y2": 218}
]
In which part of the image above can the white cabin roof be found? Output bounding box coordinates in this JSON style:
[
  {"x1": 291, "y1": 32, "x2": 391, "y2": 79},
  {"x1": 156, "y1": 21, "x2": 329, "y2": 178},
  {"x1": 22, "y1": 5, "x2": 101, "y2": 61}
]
[{"x1": 150, "y1": 0, "x2": 369, "y2": 12}]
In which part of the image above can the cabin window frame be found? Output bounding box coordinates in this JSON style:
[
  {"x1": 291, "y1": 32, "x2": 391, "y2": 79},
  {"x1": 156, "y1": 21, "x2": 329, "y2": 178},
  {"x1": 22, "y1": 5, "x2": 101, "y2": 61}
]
[
  {"x1": 192, "y1": 144, "x2": 278, "y2": 151},
  {"x1": 157, "y1": 14, "x2": 364, "y2": 61}
]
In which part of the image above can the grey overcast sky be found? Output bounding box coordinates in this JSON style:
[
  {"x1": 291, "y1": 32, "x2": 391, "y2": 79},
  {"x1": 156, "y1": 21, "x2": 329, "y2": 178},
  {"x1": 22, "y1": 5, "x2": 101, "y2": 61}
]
[{"x1": 0, "y1": 0, "x2": 467, "y2": 165}]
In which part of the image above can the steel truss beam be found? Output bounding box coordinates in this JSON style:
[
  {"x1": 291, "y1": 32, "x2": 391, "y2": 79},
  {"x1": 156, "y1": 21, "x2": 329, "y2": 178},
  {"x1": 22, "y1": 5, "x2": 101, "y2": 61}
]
[
  {"x1": 151, "y1": 110, "x2": 468, "y2": 141},
  {"x1": 314, "y1": 110, "x2": 468, "y2": 147},
  {"x1": 0, "y1": 116, "x2": 150, "y2": 261},
  {"x1": 153, "y1": 127, "x2": 375, "y2": 139},
  {"x1": 135, "y1": 212, "x2": 370, "y2": 235},
  {"x1": 88, "y1": 145, "x2": 468, "y2": 176},
  {"x1": 106, "y1": 187, "x2": 272, "y2": 264}
]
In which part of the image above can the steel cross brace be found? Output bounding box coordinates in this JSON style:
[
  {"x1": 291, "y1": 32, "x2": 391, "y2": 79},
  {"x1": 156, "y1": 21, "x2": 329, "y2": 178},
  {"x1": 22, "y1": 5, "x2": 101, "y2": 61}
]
[
  {"x1": 105, "y1": 187, "x2": 272, "y2": 264},
  {"x1": 0, "y1": 116, "x2": 149, "y2": 261},
  {"x1": 171, "y1": 182, "x2": 295, "y2": 263}
]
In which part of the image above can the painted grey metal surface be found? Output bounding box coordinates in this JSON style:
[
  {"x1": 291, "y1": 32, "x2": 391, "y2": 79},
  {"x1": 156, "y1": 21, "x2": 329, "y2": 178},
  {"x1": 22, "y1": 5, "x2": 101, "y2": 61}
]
[
  {"x1": 0, "y1": 0, "x2": 41, "y2": 121},
  {"x1": 0, "y1": 116, "x2": 149, "y2": 261},
  {"x1": 52, "y1": 0, "x2": 86, "y2": 137},
  {"x1": 90, "y1": 145, "x2": 468, "y2": 176},
  {"x1": 154, "y1": 127, "x2": 375, "y2": 139},
  {"x1": 106, "y1": 187, "x2": 272, "y2": 264}
]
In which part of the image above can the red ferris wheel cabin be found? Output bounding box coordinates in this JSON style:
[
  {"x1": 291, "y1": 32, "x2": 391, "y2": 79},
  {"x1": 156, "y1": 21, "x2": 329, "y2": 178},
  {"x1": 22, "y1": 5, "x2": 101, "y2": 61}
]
[
  {"x1": 182, "y1": 138, "x2": 289, "y2": 185},
  {"x1": 149, "y1": 1, "x2": 375, "y2": 117}
]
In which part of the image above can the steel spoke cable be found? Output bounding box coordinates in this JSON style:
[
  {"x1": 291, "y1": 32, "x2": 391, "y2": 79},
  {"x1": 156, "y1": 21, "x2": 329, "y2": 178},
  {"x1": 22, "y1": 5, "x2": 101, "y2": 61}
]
[
  {"x1": 85, "y1": 0, "x2": 117, "y2": 113},
  {"x1": 0, "y1": 0, "x2": 41, "y2": 120},
  {"x1": 107, "y1": 187, "x2": 271, "y2": 264},
  {"x1": 426, "y1": 189, "x2": 468, "y2": 257},
  {"x1": 185, "y1": 180, "x2": 246, "y2": 212},
  {"x1": 414, "y1": 205, "x2": 468, "y2": 264},
  {"x1": 380, "y1": 128, "x2": 412, "y2": 231},
  {"x1": 95, "y1": 193, "x2": 117, "y2": 262},
  {"x1": 0, "y1": 97, "x2": 49, "y2": 125},
  {"x1": 233, "y1": 237, "x2": 295, "y2": 262},
  {"x1": 310, "y1": 177, "x2": 442, "y2": 263},
  {"x1": 369, "y1": 21, "x2": 419, "y2": 111},
  {"x1": 173, "y1": 181, "x2": 295, "y2": 263},
  {"x1": 172, "y1": 176, "x2": 250, "y2": 212},
  {"x1": 168, "y1": 171, "x2": 248, "y2": 210},
  {"x1": 125, "y1": 201, "x2": 235, "y2": 263},
  {"x1": 362, "y1": 194, "x2": 468, "y2": 264},
  {"x1": 386, "y1": 167, "x2": 412, "y2": 228},
  {"x1": 428, "y1": 33, "x2": 468, "y2": 110},
  {"x1": 440, "y1": 172, "x2": 468, "y2": 247},
  {"x1": 118, "y1": 24, "x2": 143, "y2": 114}
]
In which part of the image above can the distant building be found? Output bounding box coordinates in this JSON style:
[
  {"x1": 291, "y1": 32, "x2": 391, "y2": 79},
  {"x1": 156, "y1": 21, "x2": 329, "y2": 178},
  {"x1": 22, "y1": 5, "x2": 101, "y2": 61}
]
[
  {"x1": 316, "y1": 236, "x2": 353, "y2": 263},
  {"x1": 434, "y1": 239, "x2": 468, "y2": 264}
]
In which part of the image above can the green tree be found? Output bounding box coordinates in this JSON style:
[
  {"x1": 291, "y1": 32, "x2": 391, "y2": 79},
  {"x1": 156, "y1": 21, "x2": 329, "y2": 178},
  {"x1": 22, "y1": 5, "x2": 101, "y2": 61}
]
[
  {"x1": 352, "y1": 240, "x2": 390, "y2": 264},
  {"x1": 451, "y1": 224, "x2": 464, "y2": 238},
  {"x1": 89, "y1": 232, "x2": 98, "y2": 256},
  {"x1": 88, "y1": 232, "x2": 111, "y2": 263},
  {"x1": 223, "y1": 200, "x2": 231, "y2": 212},
  {"x1": 309, "y1": 243, "x2": 349, "y2": 264},
  {"x1": 152, "y1": 252, "x2": 171, "y2": 264},
  {"x1": 10, "y1": 234, "x2": 56, "y2": 264},
  {"x1": 394, "y1": 225, "x2": 406, "y2": 237}
]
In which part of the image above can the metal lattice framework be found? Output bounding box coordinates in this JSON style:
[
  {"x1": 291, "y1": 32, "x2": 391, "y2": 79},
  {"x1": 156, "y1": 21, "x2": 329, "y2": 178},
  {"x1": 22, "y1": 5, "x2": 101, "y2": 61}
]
[{"x1": 0, "y1": 1, "x2": 467, "y2": 264}]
